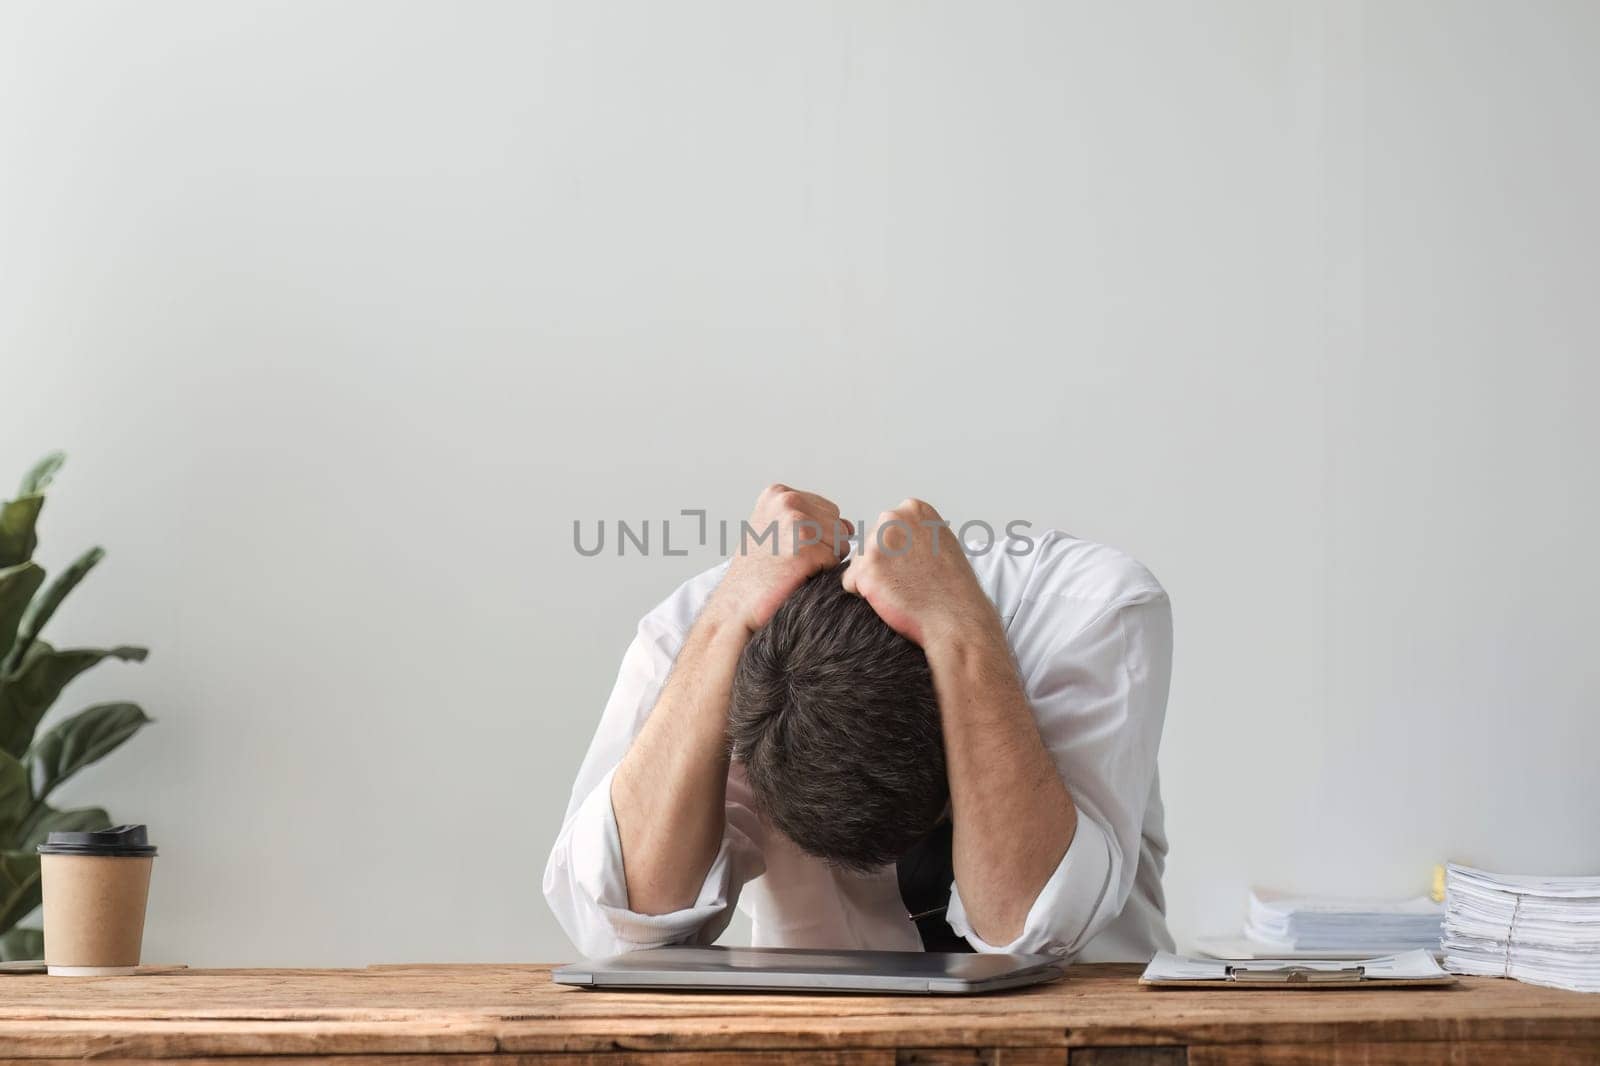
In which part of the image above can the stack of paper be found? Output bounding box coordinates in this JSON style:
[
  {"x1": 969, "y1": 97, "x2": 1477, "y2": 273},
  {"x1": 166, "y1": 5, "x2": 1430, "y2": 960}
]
[
  {"x1": 1243, "y1": 889, "x2": 1444, "y2": 953},
  {"x1": 1442, "y1": 864, "x2": 1600, "y2": 993}
]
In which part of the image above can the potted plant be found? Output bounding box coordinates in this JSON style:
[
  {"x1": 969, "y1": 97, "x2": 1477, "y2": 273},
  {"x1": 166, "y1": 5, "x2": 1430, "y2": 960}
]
[{"x1": 0, "y1": 453, "x2": 152, "y2": 960}]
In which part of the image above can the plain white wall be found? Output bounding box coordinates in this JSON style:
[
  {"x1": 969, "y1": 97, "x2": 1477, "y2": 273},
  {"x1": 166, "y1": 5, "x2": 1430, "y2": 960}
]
[{"x1": 2, "y1": 0, "x2": 1595, "y2": 966}]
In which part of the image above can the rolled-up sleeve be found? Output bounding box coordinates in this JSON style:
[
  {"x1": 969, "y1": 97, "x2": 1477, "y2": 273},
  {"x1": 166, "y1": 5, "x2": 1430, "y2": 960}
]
[
  {"x1": 542, "y1": 605, "x2": 765, "y2": 959},
  {"x1": 945, "y1": 591, "x2": 1173, "y2": 957}
]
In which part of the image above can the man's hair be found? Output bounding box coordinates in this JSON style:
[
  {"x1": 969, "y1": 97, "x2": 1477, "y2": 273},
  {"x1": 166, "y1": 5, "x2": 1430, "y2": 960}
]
[{"x1": 728, "y1": 566, "x2": 947, "y2": 871}]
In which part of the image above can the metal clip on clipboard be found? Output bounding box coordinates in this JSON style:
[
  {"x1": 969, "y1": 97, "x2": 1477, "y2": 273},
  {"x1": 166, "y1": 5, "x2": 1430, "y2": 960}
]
[{"x1": 1225, "y1": 964, "x2": 1367, "y2": 984}]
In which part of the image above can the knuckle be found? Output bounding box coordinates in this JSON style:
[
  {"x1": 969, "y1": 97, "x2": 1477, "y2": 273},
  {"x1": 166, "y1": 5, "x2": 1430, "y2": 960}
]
[
  {"x1": 776, "y1": 490, "x2": 804, "y2": 510},
  {"x1": 762, "y1": 482, "x2": 789, "y2": 499}
]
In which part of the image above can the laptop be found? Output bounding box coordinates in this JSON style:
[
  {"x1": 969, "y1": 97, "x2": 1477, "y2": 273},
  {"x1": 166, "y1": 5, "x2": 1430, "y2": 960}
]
[{"x1": 552, "y1": 945, "x2": 1066, "y2": 995}]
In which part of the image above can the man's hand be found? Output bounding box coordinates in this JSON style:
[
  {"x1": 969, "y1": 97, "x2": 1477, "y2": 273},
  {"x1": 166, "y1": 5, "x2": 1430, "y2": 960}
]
[
  {"x1": 708, "y1": 484, "x2": 852, "y2": 635},
  {"x1": 841, "y1": 498, "x2": 999, "y2": 650}
]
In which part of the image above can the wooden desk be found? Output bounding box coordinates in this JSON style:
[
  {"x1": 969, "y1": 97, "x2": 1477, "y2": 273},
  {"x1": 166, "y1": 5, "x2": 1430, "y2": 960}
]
[{"x1": 0, "y1": 963, "x2": 1596, "y2": 1064}]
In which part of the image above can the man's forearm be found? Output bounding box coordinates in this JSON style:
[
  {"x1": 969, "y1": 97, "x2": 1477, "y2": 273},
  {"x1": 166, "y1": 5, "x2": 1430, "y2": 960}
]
[
  {"x1": 610, "y1": 604, "x2": 748, "y2": 915},
  {"x1": 928, "y1": 619, "x2": 1077, "y2": 946},
  {"x1": 602, "y1": 483, "x2": 849, "y2": 917}
]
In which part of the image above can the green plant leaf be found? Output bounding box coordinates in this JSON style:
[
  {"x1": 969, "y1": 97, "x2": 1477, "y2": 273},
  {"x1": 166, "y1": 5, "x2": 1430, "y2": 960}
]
[
  {"x1": 0, "y1": 642, "x2": 149, "y2": 759},
  {"x1": 0, "y1": 924, "x2": 42, "y2": 961},
  {"x1": 5, "y1": 547, "x2": 104, "y2": 674},
  {"x1": 26, "y1": 702, "x2": 150, "y2": 805},
  {"x1": 18, "y1": 804, "x2": 110, "y2": 852},
  {"x1": 0, "y1": 752, "x2": 26, "y2": 845},
  {"x1": 0, "y1": 497, "x2": 44, "y2": 570},
  {"x1": 0, "y1": 850, "x2": 41, "y2": 933},
  {"x1": 17, "y1": 453, "x2": 64, "y2": 499},
  {"x1": 0, "y1": 562, "x2": 45, "y2": 667}
]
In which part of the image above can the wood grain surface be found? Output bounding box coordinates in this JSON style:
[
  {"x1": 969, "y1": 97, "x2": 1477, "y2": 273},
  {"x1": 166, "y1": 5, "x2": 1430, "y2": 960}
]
[{"x1": 0, "y1": 963, "x2": 1594, "y2": 1061}]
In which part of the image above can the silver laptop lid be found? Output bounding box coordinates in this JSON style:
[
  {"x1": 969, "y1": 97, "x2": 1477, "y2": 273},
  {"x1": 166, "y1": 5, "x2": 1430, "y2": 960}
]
[{"x1": 553, "y1": 945, "x2": 1065, "y2": 995}]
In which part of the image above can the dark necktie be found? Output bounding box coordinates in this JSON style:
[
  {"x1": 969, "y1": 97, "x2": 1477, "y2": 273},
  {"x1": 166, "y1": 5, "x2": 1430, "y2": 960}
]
[{"x1": 895, "y1": 818, "x2": 974, "y2": 953}]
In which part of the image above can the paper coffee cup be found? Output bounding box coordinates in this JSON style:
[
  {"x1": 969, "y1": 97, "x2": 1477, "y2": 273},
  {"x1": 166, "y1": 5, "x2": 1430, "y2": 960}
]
[{"x1": 38, "y1": 824, "x2": 157, "y2": 977}]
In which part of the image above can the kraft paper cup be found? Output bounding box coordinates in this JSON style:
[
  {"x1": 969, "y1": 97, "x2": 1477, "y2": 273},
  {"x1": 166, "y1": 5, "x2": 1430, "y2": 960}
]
[{"x1": 38, "y1": 824, "x2": 156, "y2": 977}]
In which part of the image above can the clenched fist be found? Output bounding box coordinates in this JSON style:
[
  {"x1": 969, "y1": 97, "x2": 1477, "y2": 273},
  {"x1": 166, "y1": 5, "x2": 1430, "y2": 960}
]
[
  {"x1": 841, "y1": 498, "x2": 1000, "y2": 650},
  {"x1": 707, "y1": 484, "x2": 853, "y2": 635}
]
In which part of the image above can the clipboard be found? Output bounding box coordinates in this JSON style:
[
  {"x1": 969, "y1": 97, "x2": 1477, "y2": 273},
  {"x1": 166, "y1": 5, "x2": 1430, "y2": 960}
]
[{"x1": 1139, "y1": 951, "x2": 1457, "y2": 990}]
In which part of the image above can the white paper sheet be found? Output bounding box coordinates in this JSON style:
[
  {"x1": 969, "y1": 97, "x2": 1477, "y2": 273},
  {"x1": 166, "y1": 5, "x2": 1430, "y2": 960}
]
[{"x1": 1142, "y1": 949, "x2": 1448, "y2": 983}]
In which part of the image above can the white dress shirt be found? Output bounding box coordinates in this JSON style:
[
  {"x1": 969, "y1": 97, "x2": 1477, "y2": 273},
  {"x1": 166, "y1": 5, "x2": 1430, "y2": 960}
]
[{"x1": 544, "y1": 529, "x2": 1175, "y2": 962}]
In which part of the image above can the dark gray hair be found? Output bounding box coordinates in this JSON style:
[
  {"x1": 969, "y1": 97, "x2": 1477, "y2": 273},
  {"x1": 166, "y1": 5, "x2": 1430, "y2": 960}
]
[{"x1": 728, "y1": 566, "x2": 947, "y2": 871}]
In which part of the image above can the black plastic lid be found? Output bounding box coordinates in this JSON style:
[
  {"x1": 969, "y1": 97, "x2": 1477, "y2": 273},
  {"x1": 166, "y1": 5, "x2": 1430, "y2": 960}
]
[{"x1": 36, "y1": 824, "x2": 157, "y2": 857}]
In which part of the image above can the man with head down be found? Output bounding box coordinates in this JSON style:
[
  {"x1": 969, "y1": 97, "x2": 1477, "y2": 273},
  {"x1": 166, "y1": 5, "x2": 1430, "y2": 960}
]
[{"x1": 545, "y1": 485, "x2": 1173, "y2": 959}]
